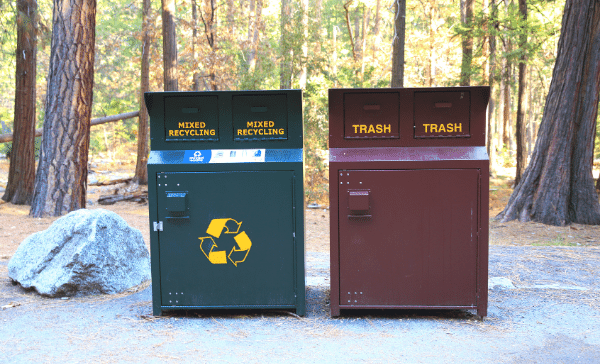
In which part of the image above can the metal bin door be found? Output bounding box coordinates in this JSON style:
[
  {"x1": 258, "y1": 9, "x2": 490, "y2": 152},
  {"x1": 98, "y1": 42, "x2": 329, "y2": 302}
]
[
  {"x1": 156, "y1": 171, "x2": 297, "y2": 307},
  {"x1": 338, "y1": 169, "x2": 479, "y2": 307}
]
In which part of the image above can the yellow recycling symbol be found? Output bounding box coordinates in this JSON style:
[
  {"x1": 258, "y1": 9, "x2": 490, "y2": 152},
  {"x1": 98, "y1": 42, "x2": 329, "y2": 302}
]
[{"x1": 198, "y1": 218, "x2": 252, "y2": 267}]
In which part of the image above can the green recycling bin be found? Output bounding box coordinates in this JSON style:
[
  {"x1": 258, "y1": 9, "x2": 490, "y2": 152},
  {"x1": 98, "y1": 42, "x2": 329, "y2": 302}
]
[{"x1": 145, "y1": 90, "x2": 305, "y2": 316}]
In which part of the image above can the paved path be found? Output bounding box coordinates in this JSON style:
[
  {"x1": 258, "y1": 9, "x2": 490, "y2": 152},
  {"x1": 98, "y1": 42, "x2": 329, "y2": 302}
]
[{"x1": 1, "y1": 247, "x2": 600, "y2": 363}]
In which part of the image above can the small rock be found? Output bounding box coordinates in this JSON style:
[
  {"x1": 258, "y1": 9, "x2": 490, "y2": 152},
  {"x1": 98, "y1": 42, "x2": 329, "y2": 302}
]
[{"x1": 489, "y1": 277, "x2": 516, "y2": 290}]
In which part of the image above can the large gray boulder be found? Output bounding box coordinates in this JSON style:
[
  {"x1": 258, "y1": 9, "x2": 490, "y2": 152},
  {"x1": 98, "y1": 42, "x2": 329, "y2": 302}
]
[{"x1": 8, "y1": 208, "x2": 150, "y2": 297}]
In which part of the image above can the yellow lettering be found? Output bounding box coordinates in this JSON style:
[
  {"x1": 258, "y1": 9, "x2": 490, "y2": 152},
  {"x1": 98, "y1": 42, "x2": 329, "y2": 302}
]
[
  {"x1": 383, "y1": 124, "x2": 391, "y2": 133},
  {"x1": 367, "y1": 124, "x2": 375, "y2": 133},
  {"x1": 353, "y1": 125, "x2": 359, "y2": 133},
  {"x1": 169, "y1": 130, "x2": 174, "y2": 136},
  {"x1": 360, "y1": 125, "x2": 367, "y2": 133},
  {"x1": 447, "y1": 123, "x2": 454, "y2": 132},
  {"x1": 210, "y1": 129, "x2": 215, "y2": 136},
  {"x1": 431, "y1": 124, "x2": 437, "y2": 133},
  {"x1": 438, "y1": 124, "x2": 446, "y2": 133},
  {"x1": 424, "y1": 124, "x2": 429, "y2": 133},
  {"x1": 178, "y1": 122, "x2": 185, "y2": 128},
  {"x1": 278, "y1": 128, "x2": 284, "y2": 135},
  {"x1": 455, "y1": 123, "x2": 462, "y2": 132},
  {"x1": 376, "y1": 124, "x2": 383, "y2": 133}
]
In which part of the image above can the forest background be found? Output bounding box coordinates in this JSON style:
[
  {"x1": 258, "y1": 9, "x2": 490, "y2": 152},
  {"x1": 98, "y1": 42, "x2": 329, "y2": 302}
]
[{"x1": 0, "y1": 0, "x2": 588, "y2": 204}]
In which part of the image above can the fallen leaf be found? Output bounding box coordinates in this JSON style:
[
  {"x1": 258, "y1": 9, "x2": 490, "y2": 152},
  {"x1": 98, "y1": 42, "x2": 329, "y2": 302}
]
[{"x1": 1, "y1": 303, "x2": 21, "y2": 309}]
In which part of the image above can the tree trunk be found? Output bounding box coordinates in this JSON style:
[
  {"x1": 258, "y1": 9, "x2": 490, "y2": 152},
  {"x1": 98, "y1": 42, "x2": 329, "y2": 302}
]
[
  {"x1": 343, "y1": 1, "x2": 357, "y2": 63},
  {"x1": 3, "y1": 0, "x2": 37, "y2": 205},
  {"x1": 514, "y1": 0, "x2": 528, "y2": 185},
  {"x1": 162, "y1": 0, "x2": 178, "y2": 91},
  {"x1": 373, "y1": 0, "x2": 381, "y2": 36},
  {"x1": 391, "y1": 0, "x2": 406, "y2": 87},
  {"x1": 497, "y1": 0, "x2": 600, "y2": 226},
  {"x1": 201, "y1": 0, "x2": 218, "y2": 90},
  {"x1": 460, "y1": 0, "x2": 474, "y2": 86},
  {"x1": 279, "y1": 0, "x2": 292, "y2": 89},
  {"x1": 487, "y1": 0, "x2": 498, "y2": 176},
  {"x1": 502, "y1": 49, "x2": 511, "y2": 148},
  {"x1": 30, "y1": 0, "x2": 96, "y2": 217},
  {"x1": 192, "y1": 0, "x2": 201, "y2": 91},
  {"x1": 134, "y1": 0, "x2": 151, "y2": 185},
  {"x1": 360, "y1": 5, "x2": 370, "y2": 79},
  {"x1": 298, "y1": 0, "x2": 308, "y2": 89},
  {"x1": 247, "y1": 0, "x2": 262, "y2": 73}
]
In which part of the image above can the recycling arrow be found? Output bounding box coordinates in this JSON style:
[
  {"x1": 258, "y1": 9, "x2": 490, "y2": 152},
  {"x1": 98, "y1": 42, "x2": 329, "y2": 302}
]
[{"x1": 199, "y1": 218, "x2": 252, "y2": 266}]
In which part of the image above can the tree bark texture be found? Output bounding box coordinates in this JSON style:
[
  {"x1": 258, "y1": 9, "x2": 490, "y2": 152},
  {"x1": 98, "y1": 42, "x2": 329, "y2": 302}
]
[
  {"x1": 460, "y1": 0, "x2": 474, "y2": 86},
  {"x1": 279, "y1": 0, "x2": 292, "y2": 89},
  {"x1": 487, "y1": 0, "x2": 498, "y2": 176},
  {"x1": 201, "y1": 0, "x2": 218, "y2": 90},
  {"x1": 391, "y1": 0, "x2": 405, "y2": 87},
  {"x1": 3, "y1": 0, "x2": 37, "y2": 205},
  {"x1": 247, "y1": 0, "x2": 262, "y2": 74},
  {"x1": 192, "y1": 0, "x2": 200, "y2": 91},
  {"x1": 162, "y1": 0, "x2": 178, "y2": 91},
  {"x1": 514, "y1": 0, "x2": 528, "y2": 185},
  {"x1": 502, "y1": 50, "x2": 511, "y2": 147},
  {"x1": 135, "y1": 0, "x2": 151, "y2": 185},
  {"x1": 30, "y1": 0, "x2": 96, "y2": 217},
  {"x1": 497, "y1": 0, "x2": 600, "y2": 226}
]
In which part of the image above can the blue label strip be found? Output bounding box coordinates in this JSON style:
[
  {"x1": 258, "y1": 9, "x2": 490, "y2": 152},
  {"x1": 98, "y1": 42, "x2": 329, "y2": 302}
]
[{"x1": 150, "y1": 149, "x2": 303, "y2": 164}]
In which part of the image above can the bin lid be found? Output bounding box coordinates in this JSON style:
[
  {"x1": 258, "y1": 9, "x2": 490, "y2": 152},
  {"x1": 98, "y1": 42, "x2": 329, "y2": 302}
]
[{"x1": 146, "y1": 90, "x2": 303, "y2": 151}]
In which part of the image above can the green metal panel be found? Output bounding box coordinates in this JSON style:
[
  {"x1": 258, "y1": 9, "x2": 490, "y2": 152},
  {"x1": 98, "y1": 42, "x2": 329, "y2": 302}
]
[
  {"x1": 156, "y1": 171, "x2": 296, "y2": 307},
  {"x1": 232, "y1": 94, "x2": 288, "y2": 141},
  {"x1": 163, "y1": 95, "x2": 219, "y2": 142}
]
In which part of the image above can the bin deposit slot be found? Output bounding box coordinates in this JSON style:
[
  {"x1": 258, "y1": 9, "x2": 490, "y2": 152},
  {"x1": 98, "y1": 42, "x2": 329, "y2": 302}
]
[
  {"x1": 348, "y1": 190, "x2": 371, "y2": 219},
  {"x1": 166, "y1": 192, "x2": 188, "y2": 216}
]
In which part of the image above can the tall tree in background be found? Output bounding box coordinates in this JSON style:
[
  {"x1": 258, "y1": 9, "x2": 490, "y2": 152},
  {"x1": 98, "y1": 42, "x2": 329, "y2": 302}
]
[
  {"x1": 279, "y1": 0, "x2": 292, "y2": 89},
  {"x1": 30, "y1": 0, "x2": 96, "y2": 217},
  {"x1": 487, "y1": 0, "x2": 498, "y2": 176},
  {"x1": 497, "y1": 0, "x2": 600, "y2": 226},
  {"x1": 460, "y1": 0, "x2": 474, "y2": 86},
  {"x1": 2, "y1": 0, "x2": 37, "y2": 205},
  {"x1": 514, "y1": 0, "x2": 528, "y2": 185},
  {"x1": 391, "y1": 0, "x2": 405, "y2": 87},
  {"x1": 134, "y1": 0, "x2": 151, "y2": 185},
  {"x1": 200, "y1": 0, "x2": 218, "y2": 90},
  {"x1": 162, "y1": 0, "x2": 178, "y2": 91},
  {"x1": 298, "y1": 0, "x2": 308, "y2": 89}
]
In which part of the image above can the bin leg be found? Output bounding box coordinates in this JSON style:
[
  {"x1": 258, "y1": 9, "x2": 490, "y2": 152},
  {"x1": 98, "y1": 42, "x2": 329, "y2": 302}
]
[
  {"x1": 477, "y1": 305, "x2": 487, "y2": 319},
  {"x1": 330, "y1": 304, "x2": 340, "y2": 317},
  {"x1": 153, "y1": 303, "x2": 162, "y2": 316}
]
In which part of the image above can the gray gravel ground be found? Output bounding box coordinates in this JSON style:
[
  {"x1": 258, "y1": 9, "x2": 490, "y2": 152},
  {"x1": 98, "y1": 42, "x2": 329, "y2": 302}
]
[{"x1": 1, "y1": 246, "x2": 600, "y2": 363}]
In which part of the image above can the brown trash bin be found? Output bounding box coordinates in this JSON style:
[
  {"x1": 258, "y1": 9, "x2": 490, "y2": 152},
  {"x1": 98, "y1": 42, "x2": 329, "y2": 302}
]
[{"x1": 329, "y1": 87, "x2": 490, "y2": 318}]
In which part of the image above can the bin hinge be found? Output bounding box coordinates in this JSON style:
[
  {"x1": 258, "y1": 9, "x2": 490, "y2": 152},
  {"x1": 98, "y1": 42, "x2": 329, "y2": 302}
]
[{"x1": 153, "y1": 221, "x2": 163, "y2": 232}]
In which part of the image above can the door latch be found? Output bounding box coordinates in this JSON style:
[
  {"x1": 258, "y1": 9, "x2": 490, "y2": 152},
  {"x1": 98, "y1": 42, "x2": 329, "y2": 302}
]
[{"x1": 153, "y1": 221, "x2": 163, "y2": 232}]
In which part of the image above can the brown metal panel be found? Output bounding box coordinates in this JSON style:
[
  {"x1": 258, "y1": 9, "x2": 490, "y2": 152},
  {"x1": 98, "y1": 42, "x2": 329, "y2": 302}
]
[
  {"x1": 338, "y1": 169, "x2": 479, "y2": 307},
  {"x1": 414, "y1": 91, "x2": 471, "y2": 138},
  {"x1": 343, "y1": 93, "x2": 399, "y2": 139},
  {"x1": 329, "y1": 87, "x2": 489, "y2": 148}
]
